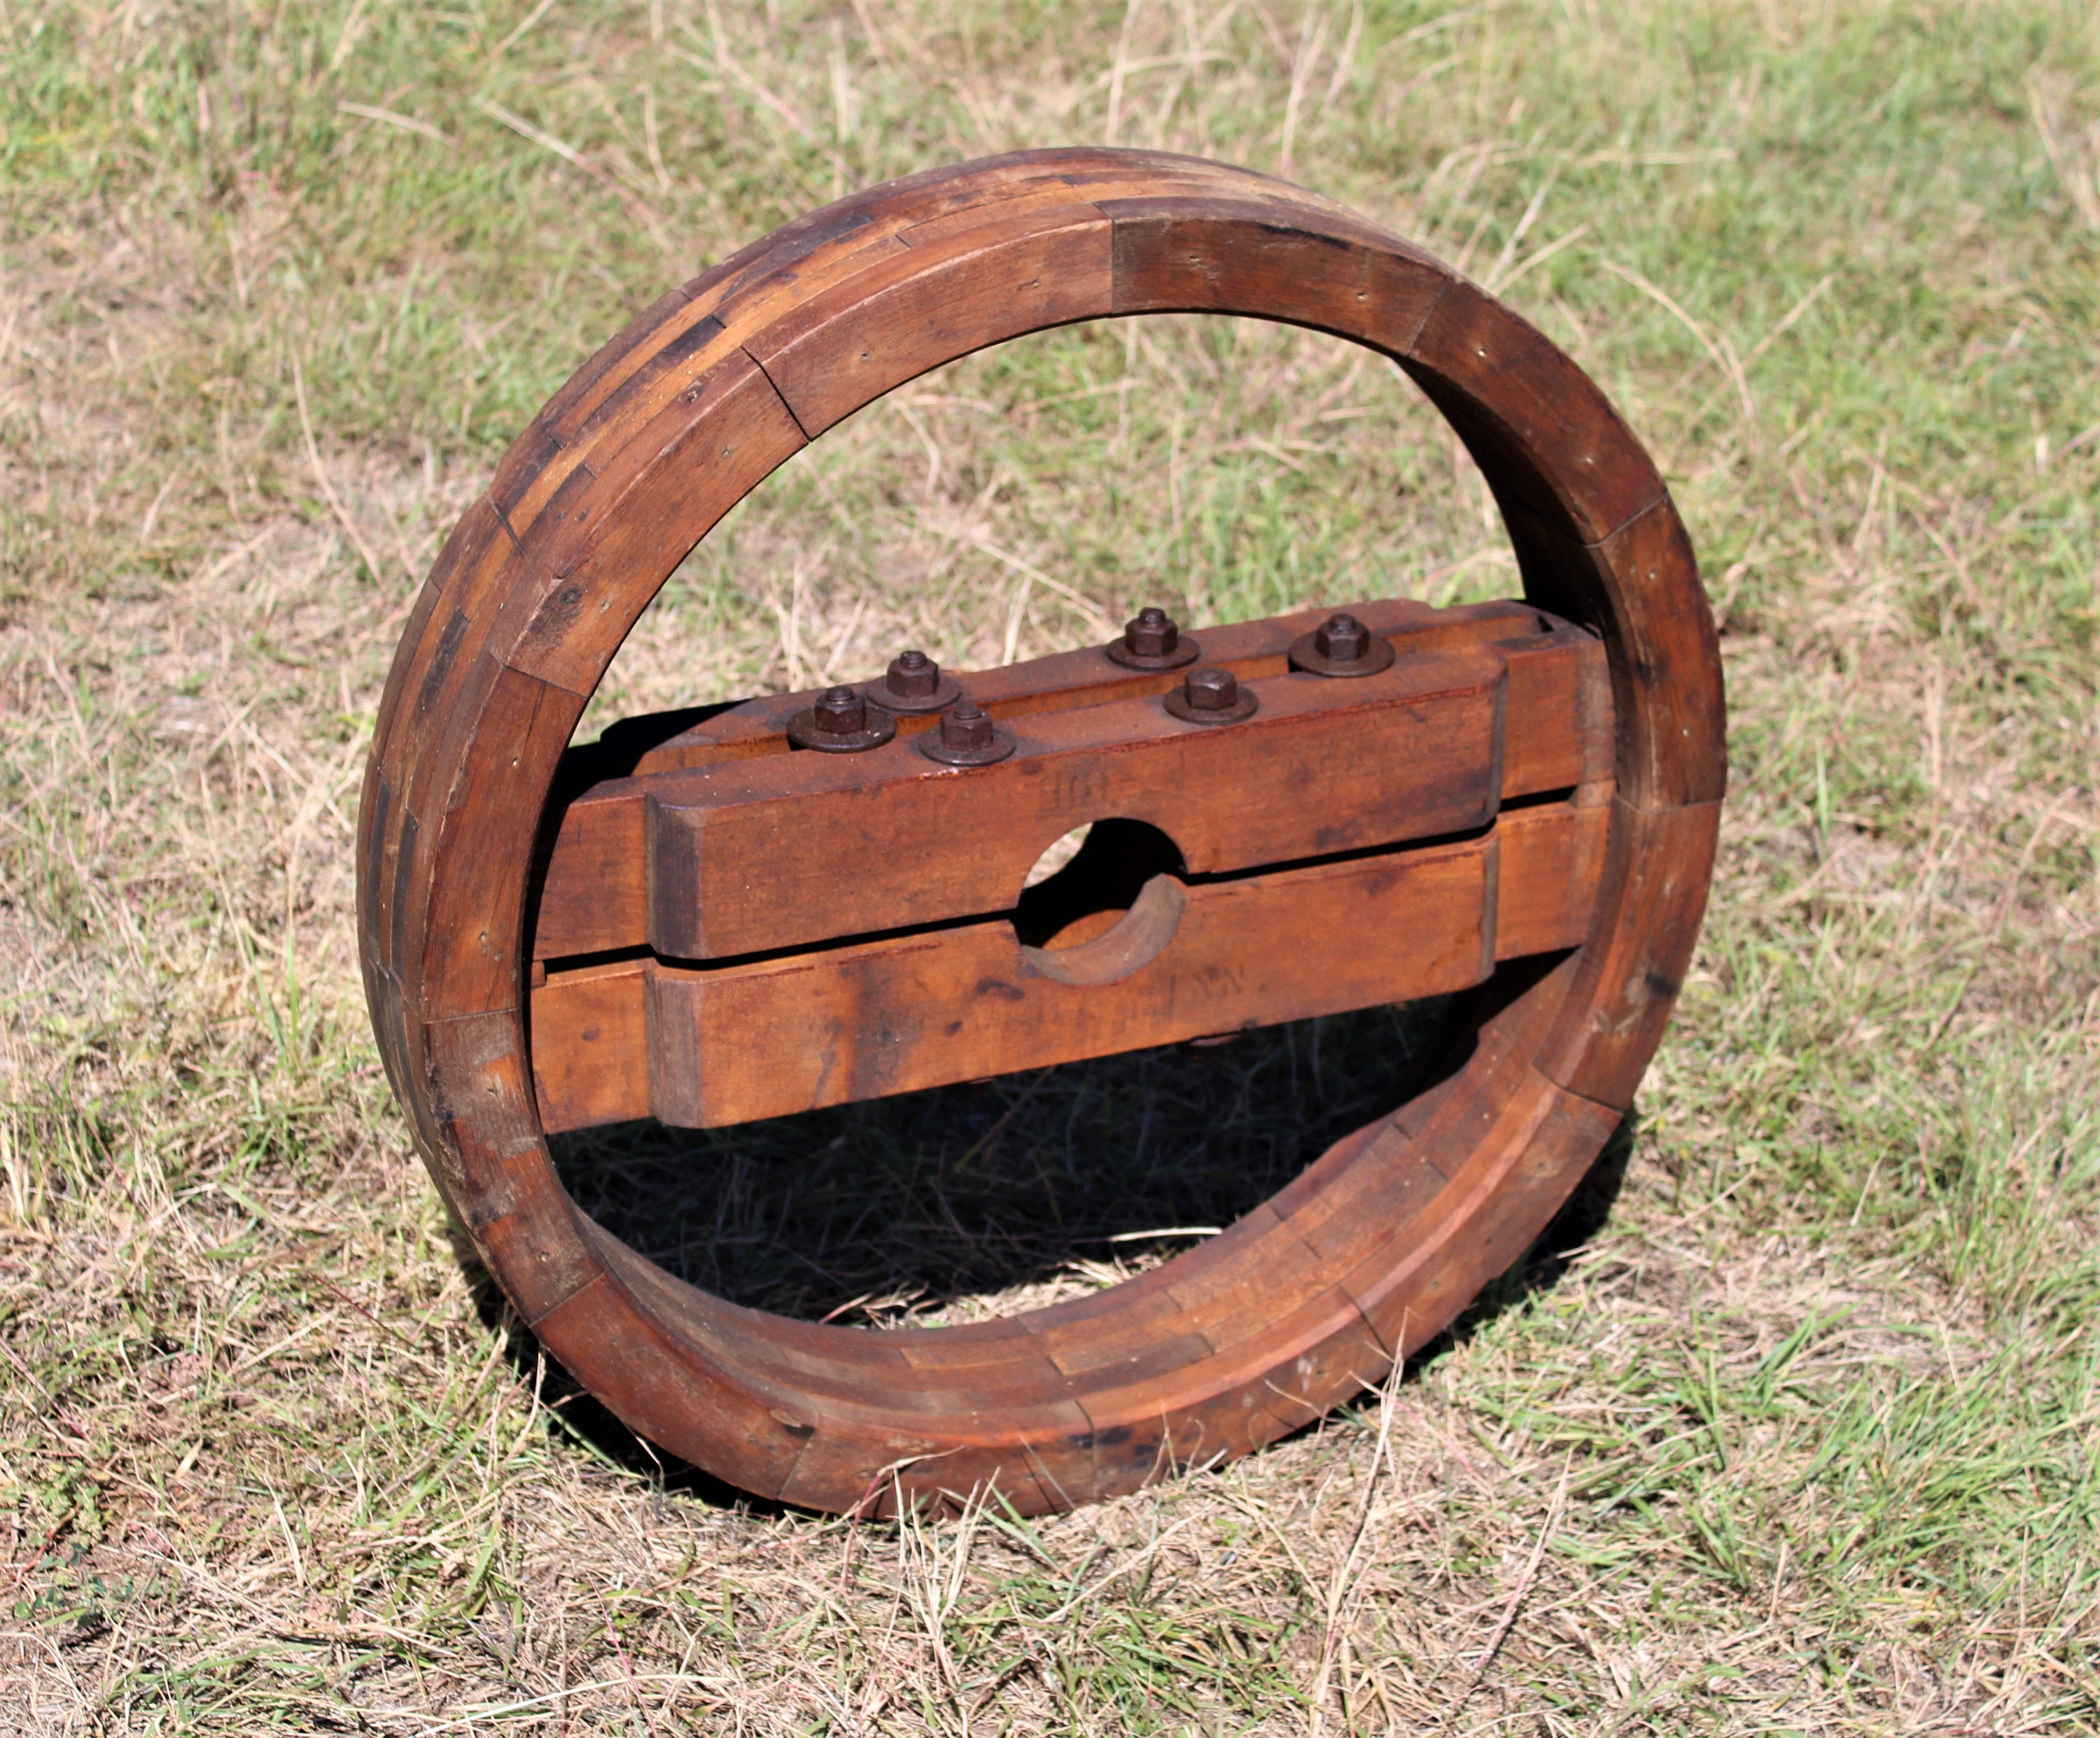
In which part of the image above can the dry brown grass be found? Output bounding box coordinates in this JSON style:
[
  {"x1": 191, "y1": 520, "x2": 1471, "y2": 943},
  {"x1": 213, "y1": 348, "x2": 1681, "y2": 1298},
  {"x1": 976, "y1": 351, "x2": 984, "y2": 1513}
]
[{"x1": 4, "y1": 0, "x2": 2099, "y2": 1731}]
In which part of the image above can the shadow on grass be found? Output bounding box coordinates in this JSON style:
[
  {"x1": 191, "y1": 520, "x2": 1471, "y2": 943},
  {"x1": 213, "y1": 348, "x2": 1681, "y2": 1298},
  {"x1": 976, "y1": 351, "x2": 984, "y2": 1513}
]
[{"x1": 461, "y1": 988, "x2": 1632, "y2": 1506}]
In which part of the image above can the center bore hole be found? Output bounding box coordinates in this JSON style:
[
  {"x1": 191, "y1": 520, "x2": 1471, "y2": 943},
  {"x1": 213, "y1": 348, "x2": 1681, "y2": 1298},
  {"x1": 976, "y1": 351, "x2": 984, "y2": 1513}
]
[{"x1": 1011, "y1": 818, "x2": 1184, "y2": 950}]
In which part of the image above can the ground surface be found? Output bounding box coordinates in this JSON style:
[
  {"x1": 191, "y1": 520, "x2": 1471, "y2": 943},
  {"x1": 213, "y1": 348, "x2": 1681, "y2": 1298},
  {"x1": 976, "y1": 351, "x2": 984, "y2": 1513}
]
[{"x1": 3, "y1": 1, "x2": 2099, "y2": 1732}]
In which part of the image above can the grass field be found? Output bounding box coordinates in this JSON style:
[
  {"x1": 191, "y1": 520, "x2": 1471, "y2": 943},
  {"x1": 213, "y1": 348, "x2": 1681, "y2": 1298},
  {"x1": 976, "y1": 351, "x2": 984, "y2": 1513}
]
[{"x1": 4, "y1": 0, "x2": 2099, "y2": 1730}]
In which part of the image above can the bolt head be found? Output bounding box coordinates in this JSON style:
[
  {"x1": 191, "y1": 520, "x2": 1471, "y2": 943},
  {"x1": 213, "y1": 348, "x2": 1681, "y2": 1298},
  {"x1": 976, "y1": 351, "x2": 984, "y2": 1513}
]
[
  {"x1": 1124, "y1": 608, "x2": 1180, "y2": 660},
  {"x1": 886, "y1": 648, "x2": 939, "y2": 699},
  {"x1": 1183, "y1": 668, "x2": 1238, "y2": 713},
  {"x1": 1315, "y1": 613, "x2": 1369, "y2": 662},
  {"x1": 939, "y1": 703, "x2": 995, "y2": 750},
  {"x1": 814, "y1": 685, "x2": 867, "y2": 735}
]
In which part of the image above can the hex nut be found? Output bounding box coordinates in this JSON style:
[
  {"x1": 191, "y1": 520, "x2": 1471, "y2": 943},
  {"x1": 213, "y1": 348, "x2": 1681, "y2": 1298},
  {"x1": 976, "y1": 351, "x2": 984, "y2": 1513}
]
[
  {"x1": 817, "y1": 687, "x2": 867, "y2": 734},
  {"x1": 1105, "y1": 605, "x2": 1201, "y2": 671},
  {"x1": 1289, "y1": 611, "x2": 1396, "y2": 677},
  {"x1": 918, "y1": 701, "x2": 1016, "y2": 766},
  {"x1": 871, "y1": 648, "x2": 962, "y2": 714},
  {"x1": 1162, "y1": 666, "x2": 1259, "y2": 724},
  {"x1": 1317, "y1": 614, "x2": 1368, "y2": 661},
  {"x1": 786, "y1": 685, "x2": 897, "y2": 752}
]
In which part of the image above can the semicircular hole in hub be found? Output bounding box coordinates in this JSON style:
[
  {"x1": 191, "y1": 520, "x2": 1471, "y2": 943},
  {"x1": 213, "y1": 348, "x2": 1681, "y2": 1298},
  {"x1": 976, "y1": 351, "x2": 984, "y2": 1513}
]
[
  {"x1": 1022, "y1": 823, "x2": 1093, "y2": 890},
  {"x1": 1011, "y1": 818, "x2": 1185, "y2": 948}
]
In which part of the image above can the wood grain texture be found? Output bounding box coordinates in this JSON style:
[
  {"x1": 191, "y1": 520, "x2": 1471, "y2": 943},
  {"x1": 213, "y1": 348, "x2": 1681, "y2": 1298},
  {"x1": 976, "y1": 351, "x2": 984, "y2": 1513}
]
[
  {"x1": 528, "y1": 798, "x2": 1610, "y2": 1133},
  {"x1": 644, "y1": 645, "x2": 1506, "y2": 962},
  {"x1": 531, "y1": 603, "x2": 1604, "y2": 965},
  {"x1": 356, "y1": 149, "x2": 1724, "y2": 1515},
  {"x1": 1532, "y1": 796, "x2": 1723, "y2": 1109}
]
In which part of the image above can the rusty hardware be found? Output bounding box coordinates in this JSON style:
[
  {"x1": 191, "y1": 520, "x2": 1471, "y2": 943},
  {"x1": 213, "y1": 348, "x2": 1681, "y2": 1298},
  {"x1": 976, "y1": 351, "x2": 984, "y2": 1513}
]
[
  {"x1": 786, "y1": 685, "x2": 896, "y2": 752},
  {"x1": 918, "y1": 700, "x2": 1016, "y2": 766},
  {"x1": 356, "y1": 150, "x2": 1725, "y2": 1520},
  {"x1": 1291, "y1": 611, "x2": 1397, "y2": 678},
  {"x1": 1105, "y1": 605, "x2": 1201, "y2": 671},
  {"x1": 866, "y1": 647, "x2": 962, "y2": 715},
  {"x1": 1162, "y1": 665, "x2": 1259, "y2": 724}
]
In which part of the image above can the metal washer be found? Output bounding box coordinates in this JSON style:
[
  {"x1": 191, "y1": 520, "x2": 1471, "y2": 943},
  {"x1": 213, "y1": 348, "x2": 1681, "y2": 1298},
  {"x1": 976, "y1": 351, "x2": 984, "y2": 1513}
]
[
  {"x1": 917, "y1": 722, "x2": 1016, "y2": 765},
  {"x1": 785, "y1": 703, "x2": 897, "y2": 752},
  {"x1": 1105, "y1": 634, "x2": 1202, "y2": 671},
  {"x1": 1162, "y1": 686, "x2": 1259, "y2": 725},
  {"x1": 863, "y1": 673, "x2": 963, "y2": 715},
  {"x1": 1287, "y1": 629, "x2": 1396, "y2": 678}
]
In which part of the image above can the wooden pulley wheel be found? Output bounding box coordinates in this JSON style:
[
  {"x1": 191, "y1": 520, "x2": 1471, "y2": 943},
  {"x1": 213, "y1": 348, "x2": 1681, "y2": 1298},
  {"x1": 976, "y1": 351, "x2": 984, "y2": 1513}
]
[{"x1": 356, "y1": 149, "x2": 1725, "y2": 1516}]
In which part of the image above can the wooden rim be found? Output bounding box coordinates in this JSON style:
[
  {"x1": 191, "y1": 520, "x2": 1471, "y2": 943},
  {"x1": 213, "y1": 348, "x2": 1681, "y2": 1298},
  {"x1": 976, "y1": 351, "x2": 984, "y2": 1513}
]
[{"x1": 356, "y1": 148, "x2": 1725, "y2": 1516}]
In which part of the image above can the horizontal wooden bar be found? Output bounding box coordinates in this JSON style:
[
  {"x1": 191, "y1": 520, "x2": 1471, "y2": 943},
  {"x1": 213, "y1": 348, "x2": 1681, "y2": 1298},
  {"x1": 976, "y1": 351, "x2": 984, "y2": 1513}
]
[
  {"x1": 531, "y1": 601, "x2": 1610, "y2": 965},
  {"x1": 529, "y1": 797, "x2": 1608, "y2": 1133},
  {"x1": 613, "y1": 596, "x2": 1544, "y2": 775},
  {"x1": 645, "y1": 648, "x2": 1506, "y2": 961}
]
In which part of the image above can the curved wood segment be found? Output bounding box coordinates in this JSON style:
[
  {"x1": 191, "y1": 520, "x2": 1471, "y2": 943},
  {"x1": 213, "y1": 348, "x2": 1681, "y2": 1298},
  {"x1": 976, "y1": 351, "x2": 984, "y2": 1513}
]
[{"x1": 356, "y1": 148, "x2": 1725, "y2": 1515}]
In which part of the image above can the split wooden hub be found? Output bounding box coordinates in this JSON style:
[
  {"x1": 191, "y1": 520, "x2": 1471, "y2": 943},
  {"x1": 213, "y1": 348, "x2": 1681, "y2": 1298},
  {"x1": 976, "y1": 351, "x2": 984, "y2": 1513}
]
[
  {"x1": 531, "y1": 599, "x2": 1611, "y2": 1134},
  {"x1": 356, "y1": 149, "x2": 1725, "y2": 1516}
]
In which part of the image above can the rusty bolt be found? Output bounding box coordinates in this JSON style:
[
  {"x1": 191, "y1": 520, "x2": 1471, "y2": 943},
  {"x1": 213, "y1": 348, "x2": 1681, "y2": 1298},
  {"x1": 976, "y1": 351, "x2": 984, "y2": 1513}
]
[
  {"x1": 1125, "y1": 607, "x2": 1180, "y2": 660},
  {"x1": 1288, "y1": 608, "x2": 1394, "y2": 678},
  {"x1": 813, "y1": 685, "x2": 867, "y2": 736},
  {"x1": 918, "y1": 699, "x2": 1014, "y2": 764},
  {"x1": 885, "y1": 648, "x2": 940, "y2": 700},
  {"x1": 938, "y1": 701, "x2": 995, "y2": 752},
  {"x1": 1106, "y1": 604, "x2": 1200, "y2": 670},
  {"x1": 1315, "y1": 613, "x2": 1369, "y2": 663},
  {"x1": 789, "y1": 682, "x2": 895, "y2": 750},
  {"x1": 1163, "y1": 663, "x2": 1258, "y2": 724}
]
